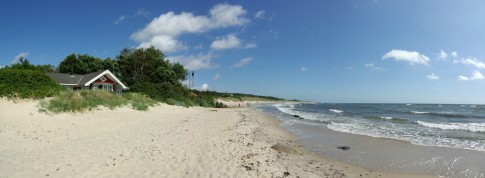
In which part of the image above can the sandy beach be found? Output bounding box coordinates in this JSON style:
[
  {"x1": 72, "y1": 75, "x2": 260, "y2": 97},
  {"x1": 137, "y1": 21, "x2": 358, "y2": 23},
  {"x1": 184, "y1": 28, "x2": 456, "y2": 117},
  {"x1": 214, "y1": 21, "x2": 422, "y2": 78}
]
[{"x1": 0, "y1": 99, "x2": 433, "y2": 178}]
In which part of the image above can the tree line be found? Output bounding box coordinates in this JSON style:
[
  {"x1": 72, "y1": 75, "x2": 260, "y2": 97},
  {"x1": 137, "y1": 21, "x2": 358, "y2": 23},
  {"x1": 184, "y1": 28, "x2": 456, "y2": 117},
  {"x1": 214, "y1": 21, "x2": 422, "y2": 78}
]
[
  {"x1": 1, "y1": 46, "x2": 229, "y2": 107},
  {"x1": 2, "y1": 46, "x2": 281, "y2": 107},
  {"x1": 3, "y1": 47, "x2": 187, "y2": 82}
]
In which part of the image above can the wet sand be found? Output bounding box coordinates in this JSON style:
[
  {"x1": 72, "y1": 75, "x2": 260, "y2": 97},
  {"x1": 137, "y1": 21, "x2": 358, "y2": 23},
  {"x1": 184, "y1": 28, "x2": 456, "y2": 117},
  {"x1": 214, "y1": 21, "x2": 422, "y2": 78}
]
[{"x1": 279, "y1": 119, "x2": 485, "y2": 178}]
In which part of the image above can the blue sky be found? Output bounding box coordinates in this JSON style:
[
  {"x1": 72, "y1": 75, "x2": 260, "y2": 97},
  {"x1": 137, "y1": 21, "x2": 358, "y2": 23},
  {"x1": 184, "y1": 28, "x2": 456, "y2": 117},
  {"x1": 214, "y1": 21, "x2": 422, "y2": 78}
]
[{"x1": 2, "y1": 0, "x2": 485, "y2": 104}]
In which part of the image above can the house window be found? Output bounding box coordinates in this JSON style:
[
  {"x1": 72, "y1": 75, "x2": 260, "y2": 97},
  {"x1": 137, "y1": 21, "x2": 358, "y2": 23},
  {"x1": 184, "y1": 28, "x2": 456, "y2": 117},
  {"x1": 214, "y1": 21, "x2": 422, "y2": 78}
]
[
  {"x1": 99, "y1": 76, "x2": 107, "y2": 82},
  {"x1": 103, "y1": 85, "x2": 113, "y2": 91},
  {"x1": 93, "y1": 84, "x2": 113, "y2": 91},
  {"x1": 92, "y1": 84, "x2": 115, "y2": 92}
]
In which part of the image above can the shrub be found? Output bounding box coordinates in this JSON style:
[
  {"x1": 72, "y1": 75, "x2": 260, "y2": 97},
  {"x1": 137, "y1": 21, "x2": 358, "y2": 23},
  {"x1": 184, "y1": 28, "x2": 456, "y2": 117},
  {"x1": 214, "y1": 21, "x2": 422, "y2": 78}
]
[
  {"x1": 129, "y1": 82, "x2": 189, "y2": 101},
  {"x1": 0, "y1": 69, "x2": 65, "y2": 99},
  {"x1": 41, "y1": 90, "x2": 157, "y2": 113},
  {"x1": 123, "y1": 92, "x2": 157, "y2": 111}
]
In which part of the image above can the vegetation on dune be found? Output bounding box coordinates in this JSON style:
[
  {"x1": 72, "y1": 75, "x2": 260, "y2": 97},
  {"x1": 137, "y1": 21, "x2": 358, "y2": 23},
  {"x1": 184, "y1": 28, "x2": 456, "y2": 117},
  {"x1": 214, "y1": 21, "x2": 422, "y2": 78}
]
[
  {"x1": 0, "y1": 68, "x2": 65, "y2": 99},
  {"x1": 193, "y1": 90, "x2": 284, "y2": 102},
  {"x1": 1, "y1": 46, "x2": 283, "y2": 112},
  {"x1": 114, "y1": 47, "x2": 227, "y2": 108},
  {"x1": 58, "y1": 54, "x2": 106, "y2": 75},
  {"x1": 40, "y1": 90, "x2": 157, "y2": 113},
  {"x1": 2, "y1": 57, "x2": 56, "y2": 73}
]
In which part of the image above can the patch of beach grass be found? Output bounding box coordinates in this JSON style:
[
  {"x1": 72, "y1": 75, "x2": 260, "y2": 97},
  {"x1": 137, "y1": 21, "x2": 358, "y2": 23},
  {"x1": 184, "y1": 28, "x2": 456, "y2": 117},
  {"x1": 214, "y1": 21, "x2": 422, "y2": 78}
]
[
  {"x1": 164, "y1": 98, "x2": 193, "y2": 108},
  {"x1": 40, "y1": 90, "x2": 157, "y2": 113},
  {"x1": 123, "y1": 92, "x2": 158, "y2": 111}
]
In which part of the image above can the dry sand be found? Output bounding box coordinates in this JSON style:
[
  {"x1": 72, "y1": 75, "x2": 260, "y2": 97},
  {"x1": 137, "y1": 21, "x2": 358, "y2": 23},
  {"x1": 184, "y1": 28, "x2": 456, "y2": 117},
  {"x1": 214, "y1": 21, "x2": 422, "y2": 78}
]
[{"x1": 0, "y1": 99, "x2": 434, "y2": 177}]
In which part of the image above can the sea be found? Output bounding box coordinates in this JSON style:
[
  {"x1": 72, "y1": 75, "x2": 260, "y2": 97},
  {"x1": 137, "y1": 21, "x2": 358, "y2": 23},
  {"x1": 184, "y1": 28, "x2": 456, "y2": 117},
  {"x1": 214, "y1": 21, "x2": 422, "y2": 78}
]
[{"x1": 255, "y1": 102, "x2": 485, "y2": 177}]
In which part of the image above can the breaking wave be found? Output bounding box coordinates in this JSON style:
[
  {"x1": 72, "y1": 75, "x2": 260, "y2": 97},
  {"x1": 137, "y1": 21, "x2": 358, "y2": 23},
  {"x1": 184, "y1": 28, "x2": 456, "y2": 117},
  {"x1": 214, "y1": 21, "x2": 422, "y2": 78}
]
[
  {"x1": 329, "y1": 109, "x2": 343, "y2": 113},
  {"x1": 417, "y1": 121, "x2": 485, "y2": 133}
]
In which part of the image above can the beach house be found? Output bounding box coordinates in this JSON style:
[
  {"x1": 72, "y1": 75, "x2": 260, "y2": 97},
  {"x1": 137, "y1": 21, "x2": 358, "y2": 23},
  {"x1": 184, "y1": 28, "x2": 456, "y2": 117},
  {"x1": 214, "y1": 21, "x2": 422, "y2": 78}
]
[{"x1": 46, "y1": 70, "x2": 128, "y2": 94}]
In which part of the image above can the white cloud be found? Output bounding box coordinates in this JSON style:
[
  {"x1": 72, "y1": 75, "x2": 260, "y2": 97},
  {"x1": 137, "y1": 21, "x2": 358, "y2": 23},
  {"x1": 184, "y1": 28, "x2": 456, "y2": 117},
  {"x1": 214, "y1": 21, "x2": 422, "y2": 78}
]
[
  {"x1": 232, "y1": 57, "x2": 253, "y2": 68},
  {"x1": 211, "y1": 34, "x2": 240, "y2": 50},
  {"x1": 255, "y1": 10, "x2": 266, "y2": 19},
  {"x1": 471, "y1": 70, "x2": 484, "y2": 80},
  {"x1": 458, "y1": 75, "x2": 469, "y2": 81},
  {"x1": 11, "y1": 52, "x2": 29, "y2": 64},
  {"x1": 168, "y1": 53, "x2": 219, "y2": 70},
  {"x1": 210, "y1": 34, "x2": 256, "y2": 50},
  {"x1": 114, "y1": 15, "x2": 127, "y2": 24},
  {"x1": 0, "y1": 65, "x2": 4, "y2": 69},
  {"x1": 200, "y1": 83, "x2": 209, "y2": 91},
  {"x1": 458, "y1": 70, "x2": 484, "y2": 81},
  {"x1": 131, "y1": 3, "x2": 249, "y2": 53},
  {"x1": 382, "y1": 49, "x2": 430, "y2": 65},
  {"x1": 138, "y1": 35, "x2": 187, "y2": 52},
  {"x1": 364, "y1": 63, "x2": 386, "y2": 71},
  {"x1": 209, "y1": 3, "x2": 249, "y2": 27},
  {"x1": 456, "y1": 57, "x2": 485, "y2": 69},
  {"x1": 214, "y1": 73, "x2": 221, "y2": 80},
  {"x1": 438, "y1": 50, "x2": 448, "y2": 60},
  {"x1": 426, "y1": 73, "x2": 439, "y2": 80},
  {"x1": 135, "y1": 8, "x2": 149, "y2": 16},
  {"x1": 451, "y1": 51, "x2": 458, "y2": 57},
  {"x1": 301, "y1": 67, "x2": 307, "y2": 72}
]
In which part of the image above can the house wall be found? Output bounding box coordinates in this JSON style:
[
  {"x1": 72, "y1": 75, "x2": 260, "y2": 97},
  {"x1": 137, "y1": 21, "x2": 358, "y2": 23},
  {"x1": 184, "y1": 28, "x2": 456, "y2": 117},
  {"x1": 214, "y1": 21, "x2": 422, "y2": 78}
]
[
  {"x1": 89, "y1": 75, "x2": 117, "y2": 91},
  {"x1": 93, "y1": 75, "x2": 115, "y2": 84}
]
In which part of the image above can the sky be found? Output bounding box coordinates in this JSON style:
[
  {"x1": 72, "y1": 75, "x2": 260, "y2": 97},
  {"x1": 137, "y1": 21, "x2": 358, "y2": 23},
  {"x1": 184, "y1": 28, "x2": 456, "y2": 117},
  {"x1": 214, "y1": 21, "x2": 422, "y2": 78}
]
[{"x1": 2, "y1": 0, "x2": 485, "y2": 104}]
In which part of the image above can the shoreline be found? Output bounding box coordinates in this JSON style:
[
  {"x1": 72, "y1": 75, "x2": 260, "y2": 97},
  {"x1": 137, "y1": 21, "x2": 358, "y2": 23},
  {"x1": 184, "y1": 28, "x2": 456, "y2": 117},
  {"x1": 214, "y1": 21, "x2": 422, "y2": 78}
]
[
  {"x1": 246, "y1": 108, "x2": 435, "y2": 178},
  {"x1": 0, "y1": 99, "x2": 433, "y2": 177},
  {"x1": 254, "y1": 102, "x2": 485, "y2": 177}
]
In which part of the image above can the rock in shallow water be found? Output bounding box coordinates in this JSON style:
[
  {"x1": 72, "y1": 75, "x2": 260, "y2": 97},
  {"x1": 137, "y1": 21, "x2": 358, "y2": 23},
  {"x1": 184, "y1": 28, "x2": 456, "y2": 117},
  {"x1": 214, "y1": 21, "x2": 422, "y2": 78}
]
[{"x1": 337, "y1": 146, "x2": 350, "y2": 151}]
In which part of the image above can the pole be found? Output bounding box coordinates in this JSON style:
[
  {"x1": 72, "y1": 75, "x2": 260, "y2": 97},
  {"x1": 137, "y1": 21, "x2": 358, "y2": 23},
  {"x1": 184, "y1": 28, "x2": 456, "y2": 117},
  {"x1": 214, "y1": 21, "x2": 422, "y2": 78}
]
[{"x1": 192, "y1": 71, "x2": 195, "y2": 89}]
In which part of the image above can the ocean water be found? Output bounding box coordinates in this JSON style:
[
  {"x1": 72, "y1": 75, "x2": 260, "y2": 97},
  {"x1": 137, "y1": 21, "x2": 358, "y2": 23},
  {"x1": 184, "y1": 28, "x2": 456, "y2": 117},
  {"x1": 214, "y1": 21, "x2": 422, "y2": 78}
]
[
  {"x1": 255, "y1": 102, "x2": 485, "y2": 177},
  {"x1": 261, "y1": 103, "x2": 485, "y2": 152}
]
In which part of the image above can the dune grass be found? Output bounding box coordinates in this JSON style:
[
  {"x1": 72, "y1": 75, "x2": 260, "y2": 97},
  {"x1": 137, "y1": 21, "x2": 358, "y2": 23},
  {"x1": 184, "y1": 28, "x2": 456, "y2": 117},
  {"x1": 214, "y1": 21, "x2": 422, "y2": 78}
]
[{"x1": 40, "y1": 90, "x2": 157, "y2": 113}]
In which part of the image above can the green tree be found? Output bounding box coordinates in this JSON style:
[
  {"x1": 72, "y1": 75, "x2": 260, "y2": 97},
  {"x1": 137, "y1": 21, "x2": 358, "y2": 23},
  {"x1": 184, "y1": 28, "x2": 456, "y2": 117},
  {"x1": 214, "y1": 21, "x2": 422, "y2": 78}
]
[
  {"x1": 117, "y1": 46, "x2": 180, "y2": 85},
  {"x1": 78, "y1": 54, "x2": 102, "y2": 73},
  {"x1": 8, "y1": 57, "x2": 56, "y2": 73},
  {"x1": 172, "y1": 63, "x2": 187, "y2": 81},
  {"x1": 58, "y1": 54, "x2": 84, "y2": 74},
  {"x1": 117, "y1": 46, "x2": 190, "y2": 101},
  {"x1": 58, "y1": 54, "x2": 103, "y2": 74},
  {"x1": 36, "y1": 64, "x2": 56, "y2": 73},
  {"x1": 101, "y1": 57, "x2": 120, "y2": 75}
]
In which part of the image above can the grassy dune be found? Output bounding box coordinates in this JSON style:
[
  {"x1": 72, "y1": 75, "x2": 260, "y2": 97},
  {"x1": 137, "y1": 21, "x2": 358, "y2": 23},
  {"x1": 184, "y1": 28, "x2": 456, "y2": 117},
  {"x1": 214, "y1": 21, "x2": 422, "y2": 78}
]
[{"x1": 39, "y1": 90, "x2": 157, "y2": 113}]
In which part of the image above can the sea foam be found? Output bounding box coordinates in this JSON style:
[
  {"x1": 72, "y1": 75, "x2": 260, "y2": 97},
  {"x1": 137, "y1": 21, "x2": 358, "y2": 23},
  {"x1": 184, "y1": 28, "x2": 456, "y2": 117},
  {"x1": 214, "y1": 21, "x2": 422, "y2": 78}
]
[
  {"x1": 379, "y1": 116, "x2": 393, "y2": 120},
  {"x1": 411, "y1": 111, "x2": 430, "y2": 114},
  {"x1": 274, "y1": 104, "x2": 327, "y2": 122},
  {"x1": 329, "y1": 109, "x2": 343, "y2": 113},
  {"x1": 417, "y1": 121, "x2": 485, "y2": 133}
]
